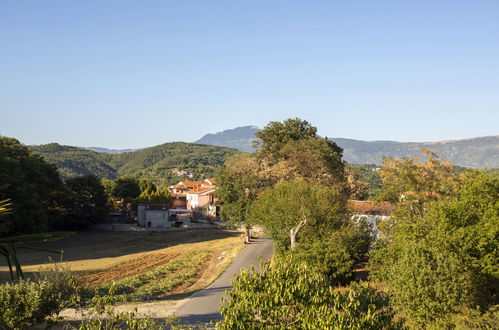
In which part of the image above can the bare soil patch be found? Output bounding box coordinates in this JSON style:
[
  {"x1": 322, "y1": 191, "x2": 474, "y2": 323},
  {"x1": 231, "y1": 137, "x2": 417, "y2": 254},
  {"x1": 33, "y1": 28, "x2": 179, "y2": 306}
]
[{"x1": 80, "y1": 252, "x2": 182, "y2": 287}]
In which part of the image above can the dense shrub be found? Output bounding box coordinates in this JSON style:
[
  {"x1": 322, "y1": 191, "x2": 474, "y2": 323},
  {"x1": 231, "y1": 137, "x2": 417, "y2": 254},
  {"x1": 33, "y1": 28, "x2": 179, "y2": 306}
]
[
  {"x1": 293, "y1": 222, "x2": 369, "y2": 284},
  {"x1": 0, "y1": 280, "x2": 62, "y2": 328},
  {"x1": 219, "y1": 259, "x2": 401, "y2": 329},
  {"x1": 370, "y1": 171, "x2": 498, "y2": 327}
]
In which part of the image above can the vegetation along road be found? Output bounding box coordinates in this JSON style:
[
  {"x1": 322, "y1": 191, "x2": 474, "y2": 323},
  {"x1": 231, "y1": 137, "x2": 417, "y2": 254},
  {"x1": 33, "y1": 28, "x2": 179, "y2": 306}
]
[{"x1": 175, "y1": 237, "x2": 273, "y2": 323}]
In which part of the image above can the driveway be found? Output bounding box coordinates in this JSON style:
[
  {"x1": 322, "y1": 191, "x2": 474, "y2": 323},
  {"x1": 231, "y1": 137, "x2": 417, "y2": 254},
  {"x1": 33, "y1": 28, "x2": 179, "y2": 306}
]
[{"x1": 175, "y1": 237, "x2": 273, "y2": 323}]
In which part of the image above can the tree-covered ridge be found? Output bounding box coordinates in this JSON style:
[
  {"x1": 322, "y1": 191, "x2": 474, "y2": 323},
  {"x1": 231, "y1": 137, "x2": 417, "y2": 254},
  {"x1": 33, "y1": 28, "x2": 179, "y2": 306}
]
[
  {"x1": 30, "y1": 142, "x2": 239, "y2": 185},
  {"x1": 30, "y1": 143, "x2": 118, "y2": 179}
]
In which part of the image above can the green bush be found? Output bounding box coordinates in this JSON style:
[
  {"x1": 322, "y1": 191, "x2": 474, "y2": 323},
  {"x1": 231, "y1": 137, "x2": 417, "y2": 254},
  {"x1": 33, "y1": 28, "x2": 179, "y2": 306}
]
[
  {"x1": 219, "y1": 258, "x2": 401, "y2": 329},
  {"x1": 370, "y1": 171, "x2": 499, "y2": 327},
  {"x1": 0, "y1": 280, "x2": 62, "y2": 329},
  {"x1": 293, "y1": 223, "x2": 369, "y2": 285}
]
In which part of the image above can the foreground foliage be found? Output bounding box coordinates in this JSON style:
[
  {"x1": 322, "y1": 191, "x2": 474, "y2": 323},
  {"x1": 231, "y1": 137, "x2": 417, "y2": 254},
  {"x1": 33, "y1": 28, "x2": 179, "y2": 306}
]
[
  {"x1": 0, "y1": 263, "x2": 79, "y2": 329},
  {"x1": 219, "y1": 259, "x2": 401, "y2": 329},
  {"x1": 0, "y1": 280, "x2": 63, "y2": 328}
]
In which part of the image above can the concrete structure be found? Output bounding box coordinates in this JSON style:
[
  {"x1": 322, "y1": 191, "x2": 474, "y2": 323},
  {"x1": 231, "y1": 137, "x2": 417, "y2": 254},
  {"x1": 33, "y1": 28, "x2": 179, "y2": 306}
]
[{"x1": 137, "y1": 204, "x2": 170, "y2": 228}]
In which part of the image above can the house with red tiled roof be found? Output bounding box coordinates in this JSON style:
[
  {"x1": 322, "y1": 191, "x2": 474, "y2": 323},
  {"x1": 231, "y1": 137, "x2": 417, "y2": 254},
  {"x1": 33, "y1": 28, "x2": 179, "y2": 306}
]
[
  {"x1": 168, "y1": 179, "x2": 219, "y2": 216},
  {"x1": 169, "y1": 180, "x2": 204, "y2": 194}
]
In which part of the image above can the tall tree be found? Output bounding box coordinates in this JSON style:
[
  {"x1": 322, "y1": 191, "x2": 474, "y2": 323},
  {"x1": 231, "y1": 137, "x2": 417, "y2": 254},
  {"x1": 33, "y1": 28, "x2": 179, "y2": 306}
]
[
  {"x1": 111, "y1": 177, "x2": 141, "y2": 200},
  {"x1": 216, "y1": 154, "x2": 264, "y2": 243},
  {"x1": 58, "y1": 175, "x2": 109, "y2": 229},
  {"x1": 250, "y1": 180, "x2": 349, "y2": 252},
  {"x1": 264, "y1": 137, "x2": 345, "y2": 187},
  {"x1": 217, "y1": 119, "x2": 347, "y2": 241},
  {"x1": 377, "y1": 149, "x2": 463, "y2": 204},
  {"x1": 138, "y1": 179, "x2": 157, "y2": 194},
  {"x1": 0, "y1": 137, "x2": 63, "y2": 236}
]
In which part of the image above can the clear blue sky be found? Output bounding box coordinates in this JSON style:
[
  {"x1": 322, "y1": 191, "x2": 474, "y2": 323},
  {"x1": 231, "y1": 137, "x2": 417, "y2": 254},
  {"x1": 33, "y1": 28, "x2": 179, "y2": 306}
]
[{"x1": 1, "y1": 1, "x2": 498, "y2": 149}]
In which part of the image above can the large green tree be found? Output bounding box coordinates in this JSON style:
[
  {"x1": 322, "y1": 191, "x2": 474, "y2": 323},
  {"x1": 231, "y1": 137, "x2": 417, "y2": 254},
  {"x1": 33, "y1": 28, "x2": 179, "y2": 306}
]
[
  {"x1": 216, "y1": 154, "x2": 265, "y2": 242},
  {"x1": 0, "y1": 137, "x2": 63, "y2": 236},
  {"x1": 111, "y1": 177, "x2": 141, "y2": 200},
  {"x1": 249, "y1": 180, "x2": 368, "y2": 283},
  {"x1": 250, "y1": 180, "x2": 349, "y2": 252},
  {"x1": 217, "y1": 119, "x2": 347, "y2": 232},
  {"x1": 58, "y1": 175, "x2": 109, "y2": 229}
]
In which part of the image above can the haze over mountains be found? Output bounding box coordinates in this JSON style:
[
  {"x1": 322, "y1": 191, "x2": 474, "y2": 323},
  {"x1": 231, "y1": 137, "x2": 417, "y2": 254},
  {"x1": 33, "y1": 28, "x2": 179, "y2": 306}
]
[{"x1": 195, "y1": 126, "x2": 499, "y2": 168}]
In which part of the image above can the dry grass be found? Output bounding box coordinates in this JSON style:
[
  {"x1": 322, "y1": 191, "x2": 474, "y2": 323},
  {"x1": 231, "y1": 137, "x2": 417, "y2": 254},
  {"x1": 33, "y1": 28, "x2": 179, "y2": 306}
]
[
  {"x1": 0, "y1": 229, "x2": 245, "y2": 301},
  {"x1": 0, "y1": 229, "x2": 243, "y2": 280},
  {"x1": 25, "y1": 229, "x2": 246, "y2": 320}
]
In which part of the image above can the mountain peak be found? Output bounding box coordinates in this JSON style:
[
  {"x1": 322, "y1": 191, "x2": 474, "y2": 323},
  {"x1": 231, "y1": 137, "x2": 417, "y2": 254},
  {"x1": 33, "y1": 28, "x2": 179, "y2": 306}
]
[{"x1": 195, "y1": 126, "x2": 260, "y2": 153}]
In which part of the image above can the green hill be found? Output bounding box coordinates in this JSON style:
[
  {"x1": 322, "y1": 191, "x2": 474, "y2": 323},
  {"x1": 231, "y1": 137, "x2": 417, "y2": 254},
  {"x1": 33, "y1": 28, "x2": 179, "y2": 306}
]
[{"x1": 30, "y1": 142, "x2": 239, "y2": 186}]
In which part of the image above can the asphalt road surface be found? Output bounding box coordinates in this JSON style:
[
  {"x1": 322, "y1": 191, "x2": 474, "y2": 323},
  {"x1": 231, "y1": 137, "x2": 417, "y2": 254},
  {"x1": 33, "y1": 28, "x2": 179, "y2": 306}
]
[{"x1": 175, "y1": 237, "x2": 273, "y2": 324}]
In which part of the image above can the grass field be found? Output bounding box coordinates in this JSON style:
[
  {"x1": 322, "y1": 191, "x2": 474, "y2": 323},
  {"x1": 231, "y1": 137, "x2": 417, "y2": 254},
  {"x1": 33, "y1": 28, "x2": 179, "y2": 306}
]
[{"x1": 0, "y1": 229, "x2": 245, "y2": 304}]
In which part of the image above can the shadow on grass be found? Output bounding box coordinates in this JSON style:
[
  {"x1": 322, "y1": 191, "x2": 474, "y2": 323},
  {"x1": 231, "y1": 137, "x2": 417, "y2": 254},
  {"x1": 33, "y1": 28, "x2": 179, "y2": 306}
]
[{"x1": 0, "y1": 228, "x2": 241, "y2": 280}]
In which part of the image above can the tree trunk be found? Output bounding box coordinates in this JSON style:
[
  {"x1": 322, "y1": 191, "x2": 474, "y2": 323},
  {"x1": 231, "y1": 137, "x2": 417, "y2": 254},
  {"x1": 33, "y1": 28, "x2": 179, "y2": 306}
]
[
  {"x1": 244, "y1": 226, "x2": 251, "y2": 244},
  {"x1": 289, "y1": 218, "x2": 307, "y2": 250}
]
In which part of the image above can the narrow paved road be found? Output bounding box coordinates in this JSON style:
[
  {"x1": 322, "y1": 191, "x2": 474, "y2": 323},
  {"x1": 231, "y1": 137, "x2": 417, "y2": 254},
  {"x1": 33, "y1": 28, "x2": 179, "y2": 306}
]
[{"x1": 175, "y1": 237, "x2": 273, "y2": 323}]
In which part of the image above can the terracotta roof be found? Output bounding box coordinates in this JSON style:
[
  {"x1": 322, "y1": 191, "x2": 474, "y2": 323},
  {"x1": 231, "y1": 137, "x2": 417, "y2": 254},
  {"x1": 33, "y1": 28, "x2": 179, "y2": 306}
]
[
  {"x1": 204, "y1": 178, "x2": 217, "y2": 185},
  {"x1": 180, "y1": 181, "x2": 204, "y2": 188},
  {"x1": 187, "y1": 186, "x2": 216, "y2": 195}
]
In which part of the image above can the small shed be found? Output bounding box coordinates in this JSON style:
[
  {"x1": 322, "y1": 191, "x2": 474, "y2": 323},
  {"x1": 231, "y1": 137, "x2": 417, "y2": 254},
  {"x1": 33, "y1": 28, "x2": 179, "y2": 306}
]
[{"x1": 137, "y1": 204, "x2": 170, "y2": 228}]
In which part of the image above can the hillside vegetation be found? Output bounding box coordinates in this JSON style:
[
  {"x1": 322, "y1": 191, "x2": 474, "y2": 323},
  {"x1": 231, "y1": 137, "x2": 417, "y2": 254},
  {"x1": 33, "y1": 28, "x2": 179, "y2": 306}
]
[{"x1": 30, "y1": 142, "x2": 239, "y2": 185}]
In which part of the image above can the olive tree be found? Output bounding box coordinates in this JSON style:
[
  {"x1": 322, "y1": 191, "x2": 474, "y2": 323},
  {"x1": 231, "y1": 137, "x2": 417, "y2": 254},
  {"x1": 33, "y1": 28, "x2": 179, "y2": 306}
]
[{"x1": 250, "y1": 180, "x2": 349, "y2": 252}]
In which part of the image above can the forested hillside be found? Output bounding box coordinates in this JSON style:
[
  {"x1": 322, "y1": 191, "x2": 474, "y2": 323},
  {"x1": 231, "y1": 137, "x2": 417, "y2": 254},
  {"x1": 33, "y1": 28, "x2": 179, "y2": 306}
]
[
  {"x1": 30, "y1": 142, "x2": 239, "y2": 185},
  {"x1": 31, "y1": 144, "x2": 118, "y2": 179}
]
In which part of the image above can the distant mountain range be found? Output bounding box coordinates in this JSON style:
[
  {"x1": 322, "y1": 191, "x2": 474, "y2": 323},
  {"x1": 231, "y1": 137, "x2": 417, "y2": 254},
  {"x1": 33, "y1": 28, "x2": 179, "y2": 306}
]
[
  {"x1": 195, "y1": 126, "x2": 499, "y2": 168},
  {"x1": 27, "y1": 127, "x2": 498, "y2": 183}
]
